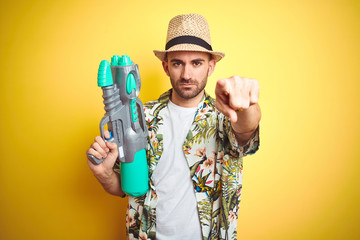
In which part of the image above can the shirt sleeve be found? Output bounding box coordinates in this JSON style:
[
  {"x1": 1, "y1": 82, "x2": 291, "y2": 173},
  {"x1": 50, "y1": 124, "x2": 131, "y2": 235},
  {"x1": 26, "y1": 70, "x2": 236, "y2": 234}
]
[{"x1": 222, "y1": 115, "x2": 260, "y2": 158}]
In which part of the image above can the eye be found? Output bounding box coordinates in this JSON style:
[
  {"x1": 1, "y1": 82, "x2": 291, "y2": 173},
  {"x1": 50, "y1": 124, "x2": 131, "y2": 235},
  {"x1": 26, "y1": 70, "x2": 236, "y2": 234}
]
[
  {"x1": 193, "y1": 61, "x2": 202, "y2": 67},
  {"x1": 172, "y1": 62, "x2": 182, "y2": 67}
]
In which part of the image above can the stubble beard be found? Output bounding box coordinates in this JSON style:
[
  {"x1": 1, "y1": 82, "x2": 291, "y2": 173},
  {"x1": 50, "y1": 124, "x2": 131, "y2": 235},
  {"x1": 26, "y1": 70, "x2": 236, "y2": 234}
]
[{"x1": 170, "y1": 72, "x2": 209, "y2": 100}]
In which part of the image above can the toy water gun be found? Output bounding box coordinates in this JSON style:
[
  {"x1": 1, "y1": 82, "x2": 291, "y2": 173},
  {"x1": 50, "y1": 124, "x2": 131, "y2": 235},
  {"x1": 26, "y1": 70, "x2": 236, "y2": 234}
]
[{"x1": 88, "y1": 55, "x2": 149, "y2": 197}]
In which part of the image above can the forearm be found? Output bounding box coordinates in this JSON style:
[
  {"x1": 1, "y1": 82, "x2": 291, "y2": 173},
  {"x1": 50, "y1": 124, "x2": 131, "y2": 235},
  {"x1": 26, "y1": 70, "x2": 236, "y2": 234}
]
[
  {"x1": 93, "y1": 169, "x2": 125, "y2": 197},
  {"x1": 232, "y1": 103, "x2": 261, "y2": 145}
]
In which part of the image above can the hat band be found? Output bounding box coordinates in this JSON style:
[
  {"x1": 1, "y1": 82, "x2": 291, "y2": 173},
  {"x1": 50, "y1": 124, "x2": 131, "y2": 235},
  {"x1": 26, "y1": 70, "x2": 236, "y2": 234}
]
[{"x1": 165, "y1": 35, "x2": 213, "y2": 51}]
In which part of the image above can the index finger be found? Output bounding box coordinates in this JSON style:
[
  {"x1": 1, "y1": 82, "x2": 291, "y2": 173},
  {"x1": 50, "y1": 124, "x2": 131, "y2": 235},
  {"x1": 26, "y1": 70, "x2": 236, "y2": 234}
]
[
  {"x1": 104, "y1": 129, "x2": 111, "y2": 139},
  {"x1": 215, "y1": 78, "x2": 231, "y2": 96}
]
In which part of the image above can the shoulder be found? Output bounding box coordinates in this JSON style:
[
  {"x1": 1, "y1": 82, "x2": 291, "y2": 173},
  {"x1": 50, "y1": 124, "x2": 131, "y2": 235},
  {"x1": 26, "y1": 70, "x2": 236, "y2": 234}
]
[
  {"x1": 143, "y1": 89, "x2": 171, "y2": 118},
  {"x1": 144, "y1": 99, "x2": 157, "y2": 110},
  {"x1": 203, "y1": 91, "x2": 216, "y2": 108}
]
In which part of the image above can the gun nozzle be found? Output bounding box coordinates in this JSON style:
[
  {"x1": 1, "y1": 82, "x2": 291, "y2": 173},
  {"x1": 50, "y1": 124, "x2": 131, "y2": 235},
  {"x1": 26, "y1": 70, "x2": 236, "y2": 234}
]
[
  {"x1": 97, "y1": 60, "x2": 113, "y2": 87},
  {"x1": 119, "y1": 55, "x2": 133, "y2": 66}
]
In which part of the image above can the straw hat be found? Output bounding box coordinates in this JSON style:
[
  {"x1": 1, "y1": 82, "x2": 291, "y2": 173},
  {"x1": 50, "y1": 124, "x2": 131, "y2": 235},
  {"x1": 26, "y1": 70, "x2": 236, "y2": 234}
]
[{"x1": 153, "y1": 13, "x2": 225, "y2": 62}]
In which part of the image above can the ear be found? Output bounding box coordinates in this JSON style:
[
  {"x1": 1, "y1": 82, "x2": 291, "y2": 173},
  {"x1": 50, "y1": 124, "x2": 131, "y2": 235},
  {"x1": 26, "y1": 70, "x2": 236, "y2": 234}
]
[
  {"x1": 207, "y1": 58, "x2": 216, "y2": 77},
  {"x1": 162, "y1": 60, "x2": 170, "y2": 77}
]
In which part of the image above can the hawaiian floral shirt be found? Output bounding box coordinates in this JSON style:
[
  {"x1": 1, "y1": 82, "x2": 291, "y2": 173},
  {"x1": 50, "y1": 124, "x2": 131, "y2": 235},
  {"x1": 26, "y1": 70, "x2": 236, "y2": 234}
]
[{"x1": 122, "y1": 90, "x2": 259, "y2": 240}]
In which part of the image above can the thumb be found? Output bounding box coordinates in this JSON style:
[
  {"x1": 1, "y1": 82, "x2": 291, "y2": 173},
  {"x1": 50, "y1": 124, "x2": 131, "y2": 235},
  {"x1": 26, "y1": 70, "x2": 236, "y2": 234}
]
[
  {"x1": 105, "y1": 141, "x2": 119, "y2": 161},
  {"x1": 106, "y1": 141, "x2": 118, "y2": 151},
  {"x1": 229, "y1": 110, "x2": 238, "y2": 123}
]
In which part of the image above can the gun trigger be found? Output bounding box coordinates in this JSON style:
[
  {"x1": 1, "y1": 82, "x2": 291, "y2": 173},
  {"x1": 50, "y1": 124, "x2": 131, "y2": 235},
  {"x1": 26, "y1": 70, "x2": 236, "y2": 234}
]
[{"x1": 105, "y1": 131, "x2": 113, "y2": 141}]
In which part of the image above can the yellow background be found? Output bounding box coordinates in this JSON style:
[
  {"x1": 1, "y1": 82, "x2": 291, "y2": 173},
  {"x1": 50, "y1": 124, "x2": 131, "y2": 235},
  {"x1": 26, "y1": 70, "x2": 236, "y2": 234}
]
[{"x1": 1, "y1": 0, "x2": 359, "y2": 239}]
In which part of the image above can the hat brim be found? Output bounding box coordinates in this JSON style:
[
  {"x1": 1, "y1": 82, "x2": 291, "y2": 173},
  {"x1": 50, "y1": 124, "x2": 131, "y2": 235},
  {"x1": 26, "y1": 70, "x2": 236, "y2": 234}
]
[{"x1": 153, "y1": 43, "x2": 225, "y2": 62}]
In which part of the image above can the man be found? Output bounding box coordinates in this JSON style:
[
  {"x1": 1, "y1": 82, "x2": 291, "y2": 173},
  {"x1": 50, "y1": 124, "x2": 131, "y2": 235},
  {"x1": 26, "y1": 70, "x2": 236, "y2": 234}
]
[{"x1": 87, "y1": 13, "x2": 260, "y2": 240}]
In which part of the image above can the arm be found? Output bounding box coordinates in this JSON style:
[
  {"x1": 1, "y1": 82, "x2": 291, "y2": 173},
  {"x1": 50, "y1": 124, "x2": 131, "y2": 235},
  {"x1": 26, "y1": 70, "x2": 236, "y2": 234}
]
[
  {"x1": 215, "y1": 76, "x2": 261, "y2": 145},
  {"x1": 86, "y1": 131, "x2": 125, "y2": 197}
]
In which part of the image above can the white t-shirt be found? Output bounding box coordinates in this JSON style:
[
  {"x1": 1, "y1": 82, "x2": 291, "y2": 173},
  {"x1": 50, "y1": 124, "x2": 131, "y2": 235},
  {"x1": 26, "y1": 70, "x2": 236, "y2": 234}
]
[{"x1": 151, "y1": 100, "x2": 202, "y2": 240}]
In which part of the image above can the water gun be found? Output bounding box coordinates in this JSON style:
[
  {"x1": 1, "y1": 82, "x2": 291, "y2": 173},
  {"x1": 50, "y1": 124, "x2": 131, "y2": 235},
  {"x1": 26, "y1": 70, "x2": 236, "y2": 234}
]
[{"x1": 88, "y1": 54, "x2": 149, "y2": 197}]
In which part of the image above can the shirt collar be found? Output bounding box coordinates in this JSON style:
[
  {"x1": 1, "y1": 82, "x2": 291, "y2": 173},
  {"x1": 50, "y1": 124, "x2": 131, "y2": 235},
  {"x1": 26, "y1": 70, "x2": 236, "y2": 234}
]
[{"x1": 148, "y1": 89, "x2": 215, "y2": 118}]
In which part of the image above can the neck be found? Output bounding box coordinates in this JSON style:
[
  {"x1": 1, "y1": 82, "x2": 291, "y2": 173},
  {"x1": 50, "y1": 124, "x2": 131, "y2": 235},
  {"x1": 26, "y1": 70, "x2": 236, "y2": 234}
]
[{"x1": 170, "y1": 89, "x2": 204, "y2": 108}]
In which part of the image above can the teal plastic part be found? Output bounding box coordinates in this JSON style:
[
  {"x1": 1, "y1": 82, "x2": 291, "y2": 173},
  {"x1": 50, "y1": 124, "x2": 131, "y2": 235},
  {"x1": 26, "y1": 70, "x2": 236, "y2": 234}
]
[
  {"x1": 120, "y1": 148, "x2": 149, "y2": 197},
  {"x1": 111, "y1": 55, "x2": 120, "y2": 66},
  {"x1": 130, "y1": 99, "x2": 138, "y2": 122},
  {"x1": 97, "y1": 60, "x2": 113, "y2": 87},
  {"x1": 119, "y1": 55, "x2": 133, "y2": 66},
  {"x1": 126, "y1": 73, "x2": 137, "y2": 94}
]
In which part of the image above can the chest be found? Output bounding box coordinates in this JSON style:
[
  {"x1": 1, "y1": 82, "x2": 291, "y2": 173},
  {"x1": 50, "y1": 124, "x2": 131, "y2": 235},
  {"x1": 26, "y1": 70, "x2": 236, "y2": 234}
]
[{"x1": 147, "y1": 109, "x2": 221, "y2": 191}]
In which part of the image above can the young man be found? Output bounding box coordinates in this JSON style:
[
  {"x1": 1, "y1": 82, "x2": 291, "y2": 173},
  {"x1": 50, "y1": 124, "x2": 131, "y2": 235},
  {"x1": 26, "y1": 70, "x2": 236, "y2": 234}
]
[{"x1": 87, "y1": 13, "x2": 260, "y2": 240}]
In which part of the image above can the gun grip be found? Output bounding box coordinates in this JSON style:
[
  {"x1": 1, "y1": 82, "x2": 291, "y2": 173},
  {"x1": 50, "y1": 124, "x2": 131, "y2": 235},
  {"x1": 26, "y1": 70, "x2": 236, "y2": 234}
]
[
  {"x1": 88, "y1": 154, "x2": 104, "y2": 165},
  {"x1": 87, "y1": 116, "x2": 112, "y2": 165},
  {"x1": 87, "y1": 130, "x2": 114, "y2": 165}
]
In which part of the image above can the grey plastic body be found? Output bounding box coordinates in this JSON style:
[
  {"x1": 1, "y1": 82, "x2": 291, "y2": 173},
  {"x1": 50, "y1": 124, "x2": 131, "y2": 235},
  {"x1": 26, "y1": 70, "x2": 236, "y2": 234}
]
[{"x1": 88, "y1": 63, "x2": 147, "y2": 165}]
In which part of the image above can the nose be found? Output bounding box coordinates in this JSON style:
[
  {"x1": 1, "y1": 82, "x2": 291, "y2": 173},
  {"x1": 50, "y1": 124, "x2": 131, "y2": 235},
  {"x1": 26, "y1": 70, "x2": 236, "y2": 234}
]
[{"x1": 181, "y1": 64, "x2": 192, "y2": 80}]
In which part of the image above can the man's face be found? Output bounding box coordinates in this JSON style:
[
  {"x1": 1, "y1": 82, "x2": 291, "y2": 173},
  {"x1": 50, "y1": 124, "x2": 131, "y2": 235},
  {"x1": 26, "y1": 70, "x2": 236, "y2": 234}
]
[{"x1": 162, "y1": 51, "x2": 216, "y2": 103}]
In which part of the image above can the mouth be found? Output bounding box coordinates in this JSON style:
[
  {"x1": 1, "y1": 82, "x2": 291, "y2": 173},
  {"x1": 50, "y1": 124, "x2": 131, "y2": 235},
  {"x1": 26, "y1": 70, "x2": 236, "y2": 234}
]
[
  {"x1": 180, "y1": 83, "x2": 194, "y2": 87},
  {"x1": 179, "y1": 81, "x2": 196, "y2": 88}
]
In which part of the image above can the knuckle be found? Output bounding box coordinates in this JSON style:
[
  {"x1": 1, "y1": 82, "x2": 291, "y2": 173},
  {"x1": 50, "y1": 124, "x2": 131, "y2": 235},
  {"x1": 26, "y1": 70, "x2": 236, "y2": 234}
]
[
  {"x1": 232, "y1": 75, "x2": 240, "y2": 81},
  {"x1": 232, "y1": 76, "x2": 241, "y2": 86},
  {"x1": 237, "y1": 99, "x2": 250, "y2": 109},
  {"x1": 250, "y1": 78, "x2": 258, "y2": 87},
  {"x1": 250, "y1": 96, "x2": 258, "y2": 103},
  {"x1": 254, "y1": 79, "x2": 260, "y2": 90},
  {"x1": 89, "y1": 148, "x2": 96, "y2": 154},
  {"x1": 242, "y1": 102, "x2": 250, "y2": 108},
  {"x1": 230, "y1": 101, "x2": 241, "y2": 109},
  {"x1": 242, "y1": 78, "x2": 250, "y2": 86},
  {"x1": 86, "y1": 149, "x2": 91, "y2": 156},
  {"x1": 90, "y1": 143, "x2": 96, "y2": 150},
  {"x1": 92, "y1": 142, "x2": 99, "y2": 149},
  {"x1": 96, "y1": 153, "x2": 103, "y2": 160}
]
